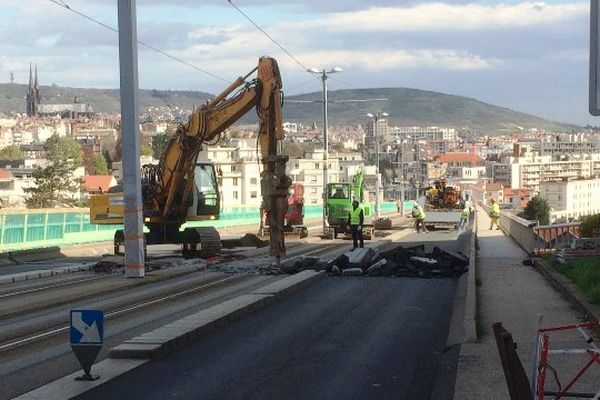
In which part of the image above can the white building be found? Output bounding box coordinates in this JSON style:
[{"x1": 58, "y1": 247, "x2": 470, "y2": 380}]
[
  {"x1": 282, "y1": 122, "x2": 298, "y2": 134},
  {"x1": 491, "y1": 154, "x2": 600, "y2": 193},
  {"x1": 540, "y1": 178, "x2": 600, "y2": 222}
]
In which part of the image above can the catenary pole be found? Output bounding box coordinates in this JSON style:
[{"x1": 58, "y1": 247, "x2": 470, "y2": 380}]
[{"x1": 118, "y1": 0, "x2": 145, "y2": 277}]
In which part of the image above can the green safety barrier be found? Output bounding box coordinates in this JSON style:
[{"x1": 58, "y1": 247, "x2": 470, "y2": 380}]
[{"x1": 0, "y1": 202, "x2": 399, "y2": 253}]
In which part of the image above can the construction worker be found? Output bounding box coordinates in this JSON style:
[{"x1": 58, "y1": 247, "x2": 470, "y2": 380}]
[
  {"x1": 412, "y1": 203, "x2": 427, "y2": 233},
  {"x1": 489, "y1": 198, "x2": 500, "y2": 230},
  {"x1": 460, "y1": 205, "x2": 471, "y2": 229},
  {"x1": 347, "y1": 200, "x2": 364, "y2": 249},
  {"x1": 332, "y1": 187, "x2": 346, "y2": 199}
]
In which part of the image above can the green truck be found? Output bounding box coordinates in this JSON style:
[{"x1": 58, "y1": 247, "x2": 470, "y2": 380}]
[{"x1": 324, "y1": 169, "x2": 374, "y2": 239}]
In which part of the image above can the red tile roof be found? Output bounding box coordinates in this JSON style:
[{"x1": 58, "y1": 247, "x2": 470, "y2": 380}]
[
  {"x1": 503, "y1": 187, "x2": 534, "y2": 196},
  {"x1": 434, "y1": 152, "x2": 484, "y2": 164},
  {"x1": 83, "y1": 175, "x2": 116, "y2": 193},
  {"x1": 486, "y1": 182, "x2": 503, "y2": 191},
  {"x1": 0, "y1": 169, "x2": 13, "y2": 180}
]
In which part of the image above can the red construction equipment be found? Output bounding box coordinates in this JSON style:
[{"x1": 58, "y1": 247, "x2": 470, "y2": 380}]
[{"x1": 259, "y1": 182, "x2": 308, "y2": 238}]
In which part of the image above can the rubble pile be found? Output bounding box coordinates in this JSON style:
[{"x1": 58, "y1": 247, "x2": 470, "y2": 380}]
[
  {"x1": 91, "y1": 255, "x2": 209, "y2": 273},
  {"x1": 284, "y1": 244, "x2": 469, "y2": 278}
]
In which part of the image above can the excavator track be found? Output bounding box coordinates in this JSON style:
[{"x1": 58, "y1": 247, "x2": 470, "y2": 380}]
[{"x1": 182, "y1": 226, "x2": 222, "y2": 259}]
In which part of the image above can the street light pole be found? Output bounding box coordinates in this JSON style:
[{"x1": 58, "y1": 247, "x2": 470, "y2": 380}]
[
  {"x1": 400, "y1": 144, "x2": 404, "y2": 215},
  {"x1": 308, "y1": 66, "x2": 342, "y2": 236},
  {"x1": 367, "y1": 112, "x2": 388, "y2": 219}
]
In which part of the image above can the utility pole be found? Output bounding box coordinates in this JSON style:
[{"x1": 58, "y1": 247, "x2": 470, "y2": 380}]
[
  {"x1": 367, "y1": 112, "x2": 388, "y2": 219},
  {"x1": 118, "y1": 0, "x2": 145, "y2": 278},
  {"x1": 9, "y1": 71, "x2": 14, "y2": 84},
  {"x1": 307, "y1": 67, "x2": 342, "y2": 236}
]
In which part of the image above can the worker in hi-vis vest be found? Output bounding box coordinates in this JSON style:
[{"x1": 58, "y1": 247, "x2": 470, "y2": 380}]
[
  {"x1": 489, "y1": 198, "x2": 500, "y2": 230},
  {"x1": 347, "y1": 200, "x2": 364, "y2": 250},
  {"x1": 412, "y1": 203, "x2": 427, "y2": 233}
]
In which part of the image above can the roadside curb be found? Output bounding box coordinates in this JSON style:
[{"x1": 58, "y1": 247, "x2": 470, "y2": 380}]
[
  {"x1": 533, "y1": 259, "x2": 600, "y2": 323},
  {"x1": 464, "y1": 220, "x2": 478, "y2": 342},
  {"x1": 12, "y1": 359, "x2": 147, "y2": 400},
  {"x1": 0, "y1": 264, "x2": 92, "y2": 284}
]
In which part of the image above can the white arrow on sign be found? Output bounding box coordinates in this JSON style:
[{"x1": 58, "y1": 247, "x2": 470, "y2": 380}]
[{"x1": 72, "y1": 312, "x2": 101, "y2": 343}]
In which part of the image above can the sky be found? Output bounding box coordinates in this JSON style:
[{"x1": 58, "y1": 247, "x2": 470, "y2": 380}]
[{"x1": 0, "y1": 0, "x2": 596, "y2": 125}]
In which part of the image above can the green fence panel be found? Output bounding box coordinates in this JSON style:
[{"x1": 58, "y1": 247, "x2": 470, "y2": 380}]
[
  {"x1": 46, "y1": 213, "x2": 66, "y2": 241},
  {"x1": 25, "y1": 213, "x2": 46, "y2": 242},
  {"x1": 64, "y1": 213, "x2": 82, "y2": 234},
  {"x1": 3, "y1": 214, "x2": 25, "y2": 244},
  {"x1": 0, "y1": 202, "x2": 399, "y2": 252}
]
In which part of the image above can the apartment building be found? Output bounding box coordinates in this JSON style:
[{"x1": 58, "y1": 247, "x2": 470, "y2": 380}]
[
  {"x1": 491, "y1": 153, "x2": 600, "y2": 193},
  {"x1": 288, "y1": 149, "x2": 341, "y2": 205},
  {"x1": 540, "y1": 178, "x2": 600, "y2": 222}
]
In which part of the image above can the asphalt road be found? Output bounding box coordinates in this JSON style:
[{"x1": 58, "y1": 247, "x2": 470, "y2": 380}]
[{"x1": 74, "y1": 228, "x2": 467, "y2": 400}]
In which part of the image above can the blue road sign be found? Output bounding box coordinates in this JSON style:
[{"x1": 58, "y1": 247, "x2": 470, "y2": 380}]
[{"x1": 70, "y1": 310, "x2": 104, "y2": 345}]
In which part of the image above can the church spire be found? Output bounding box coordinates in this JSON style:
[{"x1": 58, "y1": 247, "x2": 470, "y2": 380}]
[
  {"x1": 34, "y1": 65, "x2": 39, "y2": 91},
  {"x1": 28, "y1": 63, "x2": 33, "y2": 91},
  {"x1": 26, "y1": 62, "x2": 39, "y2": 117}
]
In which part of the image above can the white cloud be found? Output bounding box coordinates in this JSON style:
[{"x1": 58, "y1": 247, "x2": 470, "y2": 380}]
[
  {"x1": 288, "y1": 49, "x2": 499, "y2": 71},
  {"x1": 295, "y1": 2, "x2": 587, "y2": 32}
]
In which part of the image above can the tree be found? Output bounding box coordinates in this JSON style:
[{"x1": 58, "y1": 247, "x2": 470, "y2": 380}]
[
  {"x1": 93, "y1": 154, "x2": 109, "y2": 175},
  {"x1": 580, "y1": 214, "x2": 600, "y2": 238},
  {"x1": 45, "y1": 135, "x2": 83, "y2": 167},
  {"x1": 0, "y1": 145, "x2": 23, "y2": 160},
  {"x1": 522, "y1": 195, "x2": 550, "y2": 225},
  {"x1": 23, "y1": 164, "x2": 80, "y2": 208},
  {"x1": 282, "y1": 141, "x2": 304, "y2": 158},
  {"x1": 23, "y1": 135, "x2": 83, "y2": 208},
  {"x1": 141, "y1": 144, "x2": 154, "y2": 157},
  {"x1": 151, "y1": 133, "x2": 170, "y2": 159}
]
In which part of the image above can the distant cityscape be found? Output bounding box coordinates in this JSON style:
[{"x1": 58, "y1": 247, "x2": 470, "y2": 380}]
[{"x1": 2, "y1": 67, "x2": 600, "y2": 225}]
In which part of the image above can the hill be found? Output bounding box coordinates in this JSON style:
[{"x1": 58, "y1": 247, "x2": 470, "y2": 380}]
[
  {"x1": 280, "y1": 88, "x2": 579, "y2": 134},
  {"x1": 0, "y1": 83, "x2": 212, "y2": 118},
  {"x1": 0, "y1": 84, "x2": 578, "y2": 134}
]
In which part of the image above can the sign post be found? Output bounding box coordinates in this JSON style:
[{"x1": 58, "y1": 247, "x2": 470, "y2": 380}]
[{"x1": 69, "y1": 309, "x2": 104, "y2": 381}]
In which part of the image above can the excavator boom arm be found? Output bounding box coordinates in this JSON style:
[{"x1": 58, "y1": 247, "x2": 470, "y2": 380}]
[{"x1": 149, "y1": 57, "x2": 289, "y2": 258}]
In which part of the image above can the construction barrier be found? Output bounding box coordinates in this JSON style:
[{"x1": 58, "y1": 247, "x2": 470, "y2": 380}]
[{"x1": 533, "y1": 317, "x2": 600, "y2": 400}]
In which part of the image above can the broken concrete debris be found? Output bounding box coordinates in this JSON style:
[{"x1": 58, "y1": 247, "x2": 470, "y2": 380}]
[{"x1": 282, "y1": 244, "x2": 469, "y2": 278}]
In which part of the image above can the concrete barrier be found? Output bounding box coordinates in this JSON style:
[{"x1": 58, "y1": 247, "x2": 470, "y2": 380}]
[
  {"x1": 463, "y1": 212, "x2": 478, "y2": 342},
  {"x1": 446, "y1": 210, "x2": 478, "y2": 346},
  {"x1": 1, "y1": 246, "x2": 65, "y2": 264}
]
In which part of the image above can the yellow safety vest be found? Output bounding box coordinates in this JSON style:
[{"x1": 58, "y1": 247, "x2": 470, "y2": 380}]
[
  {"x1": 491, "y1": 203, "x2": 500, "y2": 216},
  {"x1": 349, "y1": 207, "x2": 363, "y2": 225},
  {"x1": 414, "y1": 207, "x2": 426, "y2": 219}
]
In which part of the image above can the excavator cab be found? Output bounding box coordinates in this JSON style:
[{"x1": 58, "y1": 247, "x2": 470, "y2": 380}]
[{"x1": 187, "y1": 162, "x2": 220, "y2": 219}]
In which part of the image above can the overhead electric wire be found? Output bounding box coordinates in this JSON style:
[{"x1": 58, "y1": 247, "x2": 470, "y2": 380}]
[
  {"x1": 48, "y1": 0, "x2": 231, "y2": 84},
  {"x1": 226, "y1": 0, "x2": 315, "y2": 76},
  {"x1": 329, "y1": 75, "x2": 359, "y2": 90},
  {"x1": 285, "y1": 77, "x2": 323, "y2": 94}
]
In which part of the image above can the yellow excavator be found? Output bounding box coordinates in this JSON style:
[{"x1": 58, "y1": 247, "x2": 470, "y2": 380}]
[{"x1": 89, "y1": 57, "x2": 290, "y2": 260}]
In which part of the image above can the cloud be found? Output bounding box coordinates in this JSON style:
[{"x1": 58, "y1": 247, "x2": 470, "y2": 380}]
[
  {"x1": 287, "y1": 49, "x2": 499, "y2": 71},
  {"x1": 296, "y1": 2, "x2": 587, "y2": 32}
]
